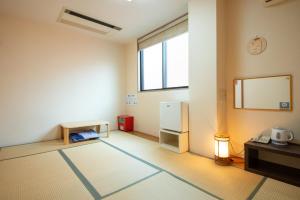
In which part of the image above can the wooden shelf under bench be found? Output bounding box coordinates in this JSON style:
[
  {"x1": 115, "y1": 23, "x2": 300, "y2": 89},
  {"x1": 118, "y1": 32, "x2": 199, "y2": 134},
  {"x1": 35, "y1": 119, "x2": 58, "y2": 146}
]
[
  {"x1": 245, "y1": 141, "x2": 300, "y2": 186},
  {"x1": 159, "y1": 129, "x2": 189, "y2": 153},
  {"x1": 60, "y1": 120, "x2": 110, "y2": 145}
]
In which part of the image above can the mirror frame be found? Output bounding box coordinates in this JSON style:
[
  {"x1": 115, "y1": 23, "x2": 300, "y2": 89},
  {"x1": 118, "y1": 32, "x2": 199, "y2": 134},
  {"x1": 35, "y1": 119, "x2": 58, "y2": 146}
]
[{"x1": 233, "y1": 74, "x2": 293, "y2": 111}]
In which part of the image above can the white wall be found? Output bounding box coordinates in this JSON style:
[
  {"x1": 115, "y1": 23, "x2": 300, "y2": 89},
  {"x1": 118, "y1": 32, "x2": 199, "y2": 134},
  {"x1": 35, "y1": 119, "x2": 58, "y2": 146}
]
[
  {"x1": 6, "y1": 0, "x2": 297, "y2": 161},
  {"x1": 125, "y1": 0, "x2": 300, "y2": 160},
  {"x1": 0, "y1": 16, "x2": 125, "y2": 147},
  {"x1": 125, "y1": 42, "x2": 189, "y2": 137},
  {"x1": 188, "y1": 0, "x2": 219, "y2": 157},
  {"x1": 225, "y1": 0, "x2": 300, "y2": 153},
  {"x1": 124, "y1": 1, "x2": 222, "y2": 159}
]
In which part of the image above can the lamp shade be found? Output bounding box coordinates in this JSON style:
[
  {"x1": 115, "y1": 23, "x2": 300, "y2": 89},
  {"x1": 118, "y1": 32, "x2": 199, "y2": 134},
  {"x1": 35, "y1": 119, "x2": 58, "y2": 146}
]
[{"x1": 214, "y1": 134, "x2": 231, "y2": 165}]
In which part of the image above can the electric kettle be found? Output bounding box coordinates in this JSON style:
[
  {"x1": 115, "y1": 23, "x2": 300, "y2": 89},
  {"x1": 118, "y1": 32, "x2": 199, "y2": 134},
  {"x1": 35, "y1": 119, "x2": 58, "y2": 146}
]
[{"x1": 271, "y1": 128, "x2": 294, "y2": 145}]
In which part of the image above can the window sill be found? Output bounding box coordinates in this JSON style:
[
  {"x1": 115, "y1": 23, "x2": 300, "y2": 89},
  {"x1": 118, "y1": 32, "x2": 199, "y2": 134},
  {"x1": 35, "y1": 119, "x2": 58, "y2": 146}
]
[{"x1": 139, "y1": 86, "x2": 189, "y2": 93}]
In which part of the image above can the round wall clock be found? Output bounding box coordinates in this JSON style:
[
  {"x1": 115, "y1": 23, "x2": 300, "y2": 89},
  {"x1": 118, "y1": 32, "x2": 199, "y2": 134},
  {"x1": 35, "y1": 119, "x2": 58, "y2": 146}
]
[{"x1": 247, "y1": 36, "x2": 267, "y2": 55}]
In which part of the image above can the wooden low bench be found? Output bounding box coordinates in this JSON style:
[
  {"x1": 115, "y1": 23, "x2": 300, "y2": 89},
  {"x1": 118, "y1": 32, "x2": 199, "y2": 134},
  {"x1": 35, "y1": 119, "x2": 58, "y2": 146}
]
[{"x1": 60, "y1": 120, "x2": 110, "y2": 145}]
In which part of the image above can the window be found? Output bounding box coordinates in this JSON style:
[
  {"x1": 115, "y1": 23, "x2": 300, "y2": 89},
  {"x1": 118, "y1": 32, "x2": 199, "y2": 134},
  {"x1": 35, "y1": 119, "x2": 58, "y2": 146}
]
[
  {"x1": 142, "y1": 43, "x2": 162, "y2": 90},
  {"x1": 166, "y1": 33, "x2": 189, "y2": 88},
  {"x1": 139, "y1": 32, "x2": 188, "y2": 91}
]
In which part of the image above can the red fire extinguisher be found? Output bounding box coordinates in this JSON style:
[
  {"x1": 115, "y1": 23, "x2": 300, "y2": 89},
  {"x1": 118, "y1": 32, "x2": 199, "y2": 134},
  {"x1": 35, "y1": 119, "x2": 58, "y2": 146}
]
[{"x1": 117, "y1": 115, "x2": 134, "y2": 132}]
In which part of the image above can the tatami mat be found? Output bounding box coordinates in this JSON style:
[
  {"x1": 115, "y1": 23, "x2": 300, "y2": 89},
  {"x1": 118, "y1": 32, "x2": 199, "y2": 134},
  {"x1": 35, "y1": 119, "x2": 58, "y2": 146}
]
[
  {"x1": 253, "y1": 178, "x2": 300, "y2": 200},
  {"x1": 0, "y1": 151, "x2": 93, "y2": 200},
  {"x1": 1, "y1": 131, "x2": 299, "y2": 200},
  {"x1": 101, "y1": 131, "x2": 263, "y2": 200},
  {"x1": 0, "y1": 139, "x2": 100, "y2": 161},
  {"x1": 105, "y1": 172, "x2": 218, "y2": 200},
  {"x1": 63, "y1": 142, "x2": 159, "y2": 196}
]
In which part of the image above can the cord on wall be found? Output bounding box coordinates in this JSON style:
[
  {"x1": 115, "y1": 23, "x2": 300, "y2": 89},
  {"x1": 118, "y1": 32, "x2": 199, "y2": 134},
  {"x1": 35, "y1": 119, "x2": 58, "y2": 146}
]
[{"x1": 229, "y1": 141, "x2": 244, "y2": 157}]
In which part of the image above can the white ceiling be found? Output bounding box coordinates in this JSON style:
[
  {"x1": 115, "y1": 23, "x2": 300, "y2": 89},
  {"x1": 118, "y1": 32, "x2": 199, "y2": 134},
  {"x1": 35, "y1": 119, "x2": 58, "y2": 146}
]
[{"x1": 0, "y1": 0, "x2": 188, "y2": 44}]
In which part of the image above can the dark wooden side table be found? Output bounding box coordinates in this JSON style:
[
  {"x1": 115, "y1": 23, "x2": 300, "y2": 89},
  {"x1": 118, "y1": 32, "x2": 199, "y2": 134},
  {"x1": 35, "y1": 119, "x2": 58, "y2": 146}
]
[{"x1": 244, "y1": 141, "x2": 300, "y2": 186}]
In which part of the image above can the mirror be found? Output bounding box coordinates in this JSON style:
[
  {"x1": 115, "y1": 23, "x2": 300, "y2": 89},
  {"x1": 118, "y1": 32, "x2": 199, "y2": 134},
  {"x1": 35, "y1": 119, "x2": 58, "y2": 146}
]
[
  {"x1": 234, "y1": 75, "x2": 292, "y2": 111},
  {"x1": 234, "y1": 80, "x2": 243, "y2": 109}
]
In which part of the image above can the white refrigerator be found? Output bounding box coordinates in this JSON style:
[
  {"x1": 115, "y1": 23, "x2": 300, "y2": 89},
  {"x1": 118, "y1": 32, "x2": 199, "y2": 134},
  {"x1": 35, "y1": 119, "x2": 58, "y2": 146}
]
[
  {"x1": 160, "y1": 101, "x2": 189, "y2": 133},
  {"x1": 159, "y1": 101, "x2": 189, "y2": 153}
]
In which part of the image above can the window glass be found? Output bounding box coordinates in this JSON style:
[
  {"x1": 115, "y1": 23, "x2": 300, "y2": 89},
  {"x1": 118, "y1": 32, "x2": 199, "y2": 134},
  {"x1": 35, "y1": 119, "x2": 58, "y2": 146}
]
[
  {"x1": 142, "y1": 43, "x2": 162, "y2": 90},
  {"x1": 166, "y1": 33, "x2": 189, "y2": 88},
  {"x1": 139, "y1": 32, "x2": 188, "y2": 91}
]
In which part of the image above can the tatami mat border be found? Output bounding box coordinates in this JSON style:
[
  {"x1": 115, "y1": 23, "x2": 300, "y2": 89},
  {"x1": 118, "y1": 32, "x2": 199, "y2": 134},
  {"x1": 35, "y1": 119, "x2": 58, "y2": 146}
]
[
  {"x1": 1, "y1": 139, "x2": 62, "y2": 148},
  {"x1": 0, "y1": 137, "x2": 268, "y2": 200},
  {"x1": 58, "y1": 150, "x2": 102, "y2": 200},
  {"x1": 102, "y1": 171, "x2": 163, "y2": 199},
  {"x1": 98, "y1": 139, "x2": 223, "y2": 200},
  {"x1": 0, "y1": 140, "x2": 102, "y2": 162},
  {"x1": 246, "y1": 176, "x2": 267, "y2": 200},
  {"x1": 0, "y1": 149, "x2": 59, "y2": 162}
]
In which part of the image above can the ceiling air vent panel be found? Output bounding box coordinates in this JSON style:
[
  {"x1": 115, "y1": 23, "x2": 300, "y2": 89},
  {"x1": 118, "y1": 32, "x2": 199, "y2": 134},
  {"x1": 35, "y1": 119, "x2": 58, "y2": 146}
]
[{"x1": 58, "y1": 8, "x2": 122, "y2": 35}]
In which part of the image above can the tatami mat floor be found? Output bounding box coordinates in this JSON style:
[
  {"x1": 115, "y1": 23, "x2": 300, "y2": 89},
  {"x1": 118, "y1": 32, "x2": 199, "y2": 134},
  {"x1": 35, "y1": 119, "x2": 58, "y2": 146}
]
[
  {"x1": 63, "y1": 142, "x2": 159, "y2": 196},
  {"x1": 0, "y1": 139, "x2": 100, "y2": 161},
  {"x1": 0, "y1": 131, "x2": 299, "y2": 200},
  {"x1": 0, "y1": 151, "x2": 93, "y2": 200}
]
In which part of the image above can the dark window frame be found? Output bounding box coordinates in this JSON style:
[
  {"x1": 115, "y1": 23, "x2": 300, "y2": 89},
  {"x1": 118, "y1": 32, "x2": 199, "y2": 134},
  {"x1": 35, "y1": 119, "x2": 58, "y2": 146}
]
[{"x1": 139, "y1": 41, "x2": 189, "y2": 92}]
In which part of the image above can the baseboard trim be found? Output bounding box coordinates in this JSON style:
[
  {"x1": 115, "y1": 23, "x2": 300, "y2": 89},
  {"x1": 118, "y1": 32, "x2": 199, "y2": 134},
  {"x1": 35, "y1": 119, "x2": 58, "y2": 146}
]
[{"x1": 125, "y1": 131, "x2": 159, "y2": 142}]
